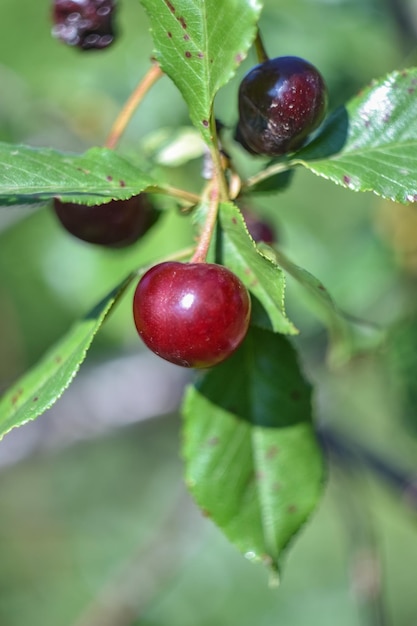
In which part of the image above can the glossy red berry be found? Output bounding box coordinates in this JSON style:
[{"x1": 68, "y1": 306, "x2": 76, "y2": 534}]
[
  {"x1": 235, "y1": 56, "x2": 328, "y2": 156},
  {"x1": 53, "y1": 194, "x2": 159, "y2": 247},
  {"x1": 133, "y1": 262, "x2": 251, "y2": 368},
  {"x1": 52, "y1": 0, "x2": 117, "y2": 50}
]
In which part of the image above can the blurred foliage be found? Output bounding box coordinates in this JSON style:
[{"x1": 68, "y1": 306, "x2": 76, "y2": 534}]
[{"x1": 1, "y1": 0, "x2": 417, "y2": 624}]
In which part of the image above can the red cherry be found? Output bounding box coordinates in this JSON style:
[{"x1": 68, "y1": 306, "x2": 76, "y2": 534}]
[
  {"x1": 53, "y1": 194, "x2": 159, "y2": 248},
  {"x1": 132, "y1": 262, "x2": 251, "y2": 368}
]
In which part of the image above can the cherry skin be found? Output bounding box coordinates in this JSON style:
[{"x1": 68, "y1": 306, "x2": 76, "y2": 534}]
[
  {"x1": 133, "y1": 262, "x2": 251, "y2": 368},
  {"x1": 52, "y1": 0, "x2": 117, "y2": 50},
  {"x1": 235, "y1": 56, "x2": 328, "y2": 157},
  {"x1": 241, "y1": 208, "x2": 277, "y2": 245},
  {"x1": 53, "y1": 194, "x2": 159, "y2": 248}
]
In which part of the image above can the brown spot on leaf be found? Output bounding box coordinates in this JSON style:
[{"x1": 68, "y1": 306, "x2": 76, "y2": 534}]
[
  {"x1": 201, "y1": 508, "x2": 212, "y2": 518},
  {"x1": 235, "y1": 53, "x2": 243, "y2": 63},
  {"x1": 119, "y1": 180, "x2": 126, "y2": 187},
  {"x1": 185, "y1": 51, "x2": 192, "y2": 58},
  {"x1": 202, "y1": 119, "x2": 209, "y2": 127},
  {"x1": 178, "y1": 16, "x2": 187, "y2": 28},
  {"x1": 197, "y1": 52, "x2": 204, "y2": 58},
  {"x1": 343, "y1": 175, "x2": 351, "y2": 185},
  {"x1": 167, "y1": 31, "x2": 172, "y2": 38},
  {"x1": 54, "y1": 355, "x2": 63, "y2": 364},
  {"x1": 266, "y1": 445, "x2": 280, "y2": 460},
  {"x1": 33, "y1": 396, "x2": 39, "y2": 402},
  {"x1": 165, "y1": 0, "x2": 175, "y2": 12},
  {"x1": 232, "y1": 217, "x2": 237, "y2": 224},
  {"x1": 184, "y1": 34, "x2": 190, "y2": 41},
  {"x1": 106, "y1": 175, "x2": 113, "y2": 181}
]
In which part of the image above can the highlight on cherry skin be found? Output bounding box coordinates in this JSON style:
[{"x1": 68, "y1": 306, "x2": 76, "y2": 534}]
[
  {"x1": 235, "y1": 55, "x2": 328, "y2": 157},
  {"x1": 52, "y1": 0, "x2": 117, "y2": 50},
  {"x1": 133, "y1": 262, "x2": 252, "y2": 368},
  {"x1": 53, "y1": 194, "x2": 159, "y2": 248}
]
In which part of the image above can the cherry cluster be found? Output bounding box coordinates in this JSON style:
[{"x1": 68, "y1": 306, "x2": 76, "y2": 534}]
[
  {"x1": 50, "y1": 4, "x2": 328, "y2": 369},
  {"x1": 52, "y1": 0, "x2": 117, "y2": 50}
]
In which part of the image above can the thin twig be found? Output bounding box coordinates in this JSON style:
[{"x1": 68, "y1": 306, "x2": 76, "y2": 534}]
[
  {"x1": 254, "y1": 28, "x2": 269, "y2": 64},
  {"x1": 105, "y1": 63, "x2": 164, "y2": 150}
]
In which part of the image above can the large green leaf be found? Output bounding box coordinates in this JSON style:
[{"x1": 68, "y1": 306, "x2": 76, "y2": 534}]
[
  {"x1": 182, "y1": 327, "x2": 324, "y2": 574},
  {"x1": 295, "y1": 68, "x2": 417, "y2": 204},
  {"x1": 219, "y1": 202, "x2": 296, "y2": 334},
  {"x1": 139, "y1": 0, "x2": 262, "y2": 143},
  {"x1": 0, "y1": 274, "x2": 135, "y2": 440},
  {"x1": 0, "y1": 143, "x2": 155, "y2": 205}
]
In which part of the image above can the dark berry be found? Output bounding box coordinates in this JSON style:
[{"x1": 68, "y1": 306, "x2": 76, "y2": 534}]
[
  {"x1": 241, "y1": 208, "x2": 277, "y2": 245},
  {"x1": 52, "y1": 0, "x2": 117, "y2": 50},
  {"x1": 235, "y1": 56, "x2": 328, "y2": 156},
  {"x1": 53, "y1": 194, "x2": 159, "y2": 247},
  {"x1": 133, "y1": 262, "x2": 251, "y2": 368}
]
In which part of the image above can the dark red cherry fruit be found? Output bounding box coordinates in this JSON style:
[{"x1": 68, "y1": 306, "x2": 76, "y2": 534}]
[
  {"x1": 241, "y1": 208, "x2": 277, "y2": 245},
  {"x1": 133, "y1": 262, "x2": 251, "y2": 368},
  {"x1": 235, "y1": 56, "x2": 328, "y2": 156},
  {"x1": 53, "y1": 194, "x2": 159, "y2": 247},
  {"x1": 52, "y1": 0, "x2": 117, "y2": 50}
]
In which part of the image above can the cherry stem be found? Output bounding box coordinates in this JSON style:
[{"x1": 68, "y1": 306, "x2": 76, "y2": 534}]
[
  {"x1": 242, "y1": 161, "x2": 292, "y2": 193},
  {"x1": 254, "y1": 28, "x2": 269, "y2": 64},
  {"x1": 190, "y1": 184, "x2": 220, "y2": 263},
  {"x1": 105, "y1": 63, "x2": 164, "y2": 150},
  {"x1": 150, "y1": 184, "x2": 201, "y2": 205}
]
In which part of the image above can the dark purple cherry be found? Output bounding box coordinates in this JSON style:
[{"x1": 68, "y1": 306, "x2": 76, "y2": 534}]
[
  {"x1": 53, "y1": 194, "x2": 159, "y2": 247},
  {"x1": 52, "y1": 0, "x2": 117, "y2": 50},
  {"x1": 241, "y1": 208, "x2": 277, "y2": 245},
  {"x1": 235, "y1": 56, "x2": 328, "y2": 156},
  {"x1": 133, "y1": 262, "x2": 251, "y2": 368}
]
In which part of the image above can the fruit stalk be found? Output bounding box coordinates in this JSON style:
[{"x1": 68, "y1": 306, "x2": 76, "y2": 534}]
[{"x1": 105, "y1": 63, "x2": 164, "y2": 149}]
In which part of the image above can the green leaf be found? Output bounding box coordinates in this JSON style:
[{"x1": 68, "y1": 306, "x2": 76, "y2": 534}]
[
  {"x1": 271, "y1": 248, "x2": 385, "y2": 365},
  {"x1": 295, "y1": 68, "x2": 417, "y2": 203},
  {"x1": 385, "y1": 316, "x2": 417, "y2": 435},
  {"x1": 219, "y1": 202, "x2": 296, "y2": 334},
  {"x1": 0, "y1": 274, "x2": 135, "y2": 440},
  {"x1": 182, "y1": 327, "x2": 324, "y2": 574},
  {"x1": 0, "y1": 143, "x2": 155, "y2": 205},
  {"x1": 139, "y1": 0, "x2": 263, "y2": 143}
]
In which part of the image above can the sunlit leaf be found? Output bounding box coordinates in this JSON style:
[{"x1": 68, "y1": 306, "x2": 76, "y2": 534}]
[
  {"x1": 0, "y1": 143, "x2": 155, "y2": 206},
  {"x1": 0, "y1": 274, "x2": 135, "y2": 440},
  {"x1": 219, "y1": 202, "x2": 296, "y2": 334},
  {"x1": 296, "y1": 68, "x2": 417, "y2": 204},
  {"x1": 140, "y1": 0, "x2": 263, "y2": 143}
]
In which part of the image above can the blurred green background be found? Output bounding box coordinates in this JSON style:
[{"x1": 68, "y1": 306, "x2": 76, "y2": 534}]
[{"x1": 1, "y1": 0, "x2": 417, "y2": 624}]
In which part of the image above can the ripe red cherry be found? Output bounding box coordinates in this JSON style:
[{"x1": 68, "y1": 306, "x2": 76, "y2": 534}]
[
  {"x1": 52, "y1": 0, "x2": 117, "y2": 50},
  {"x1": 53, "y1": 194, "x2": 159, "y2": 248},
  {"x1": 133, "y1": 262, "x2": 251, "y2": 368},
  {"x1": 235, "y1": 56, "x2": 328, "y2": 156}
]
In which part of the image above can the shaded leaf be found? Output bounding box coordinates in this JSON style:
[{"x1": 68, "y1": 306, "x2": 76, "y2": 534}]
[
  {"x1": 183, "y1": 327, "x2": 324, "y2": 573},
  {"x1": 0, "y1": 274, "x2": 135, "y2": 440},
  {"x1": 140, "y1": 0, "x2": 262, "y2": 143},
  {"x1": 296, "y1": 68, "x2": 417, "y2": 204},
  {"x1": 0, "y1": 143, "x2": 155, "y2": 206},
  {"x1": 219, "y1": 202, "x2": 296, "y2": 334}
]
